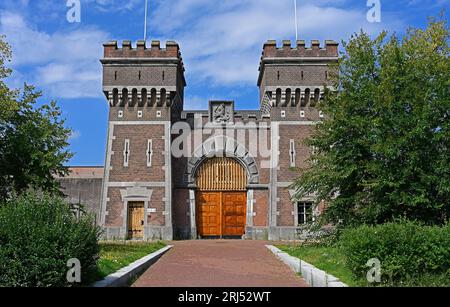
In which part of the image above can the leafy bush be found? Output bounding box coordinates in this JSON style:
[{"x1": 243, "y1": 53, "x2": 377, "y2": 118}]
[
  {"x1": 0, "y1": 191, "x2": 101, "y2": 287},
  {"x1": 340, "y1": 221, "x2": 450, "y2": 285}
]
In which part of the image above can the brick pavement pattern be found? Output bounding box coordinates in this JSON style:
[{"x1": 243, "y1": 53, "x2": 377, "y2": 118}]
[{"x1": 133, "y1": 240, "x2": 308, "y2": 287}]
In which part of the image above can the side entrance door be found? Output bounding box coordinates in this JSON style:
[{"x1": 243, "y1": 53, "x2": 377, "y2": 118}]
[{"x1": 128, "y1": 202, "x2": 145, "y2": 239}]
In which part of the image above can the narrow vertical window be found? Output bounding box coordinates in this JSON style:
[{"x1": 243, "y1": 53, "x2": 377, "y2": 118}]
[
  {"x1": 289, "y1": 139, "x2": 296, "y2": 168},
  {"x1": 114, "y1": 71, "x2": 117, "y2": 80},
  {"x1": 139, "y1": 71, "x2": 141, "y2": 80},
  {"x1": 123, "y1": 139, "x2": 130, "y2": 167},
  {"x1": 146, "y1": 139, "x2": 153, "y2": 167},
  {"x1": 301, "y1": 71, "x2": 304, "y2": 80}
]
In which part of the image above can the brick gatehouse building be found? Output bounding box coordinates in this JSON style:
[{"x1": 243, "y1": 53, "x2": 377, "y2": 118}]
[{"x1": 59, "y1": 39, "x2": 338, "y2": 241}]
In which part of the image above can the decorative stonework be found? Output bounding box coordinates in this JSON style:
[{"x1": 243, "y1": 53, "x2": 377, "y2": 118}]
[
  {"x1": 184, "y1": 135, "x2": 259, "y2": 186},
  {"x1": 209, "y1": 101, "x2": 234, "y2": 124}
]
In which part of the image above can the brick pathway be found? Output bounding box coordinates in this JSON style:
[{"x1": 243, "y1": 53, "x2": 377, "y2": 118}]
[{"x1": 133, "y1": 240, "x2": 308, "y2": 287}]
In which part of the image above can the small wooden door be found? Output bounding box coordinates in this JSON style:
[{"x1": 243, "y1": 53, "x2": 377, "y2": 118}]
[{"x1": 128, "y1": 202, "x2": 144, "y2": 239}]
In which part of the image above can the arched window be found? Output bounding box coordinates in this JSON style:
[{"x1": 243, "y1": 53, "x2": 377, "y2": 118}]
[
  {"x1": 112, "y1": 88, "x2": 119, "y2": 106},
  {"x1": 313, "y1": 88, "x2": 321, "y2": 105},
  {"x1": 150, "y1": 88, "x2": 157, "y2": 106},
  {"x1": 121, "y1": 88, "x2": 128, "y2": 107},
  {"x1": 140, "y1": 88, "x2": 147, "y2": 107},
  {"x1": 295, "y1": 88, "x2": 301, "y2": 106},
  {"x1": 160, "y1": 88, "x2": 166, "y2": 106},
  {"x1": 285, "y1": 88, "x2": 291, "y2": 107},
  {"x1": 131, "y1": 88, "x2": 138, "y2": 107},
  {"x1": 304, "y1": 88, "x2": 311, "y2": 106},
  {"x1": 276, "y1": 88, "x2": 282, "y2": 106}
]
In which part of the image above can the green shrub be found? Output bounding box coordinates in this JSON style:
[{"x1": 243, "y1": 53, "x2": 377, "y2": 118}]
[
  {"x1": 0, "y1": 191, "x2": 102, "y2": 287},
  {"x1": 340, "y1": 221, "x2": 450, "y2": 285}
]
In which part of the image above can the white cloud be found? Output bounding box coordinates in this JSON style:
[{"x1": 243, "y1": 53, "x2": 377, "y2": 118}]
[
  {"x1": 0, "y1": 10, "x2": 109, "y2": 99},
  {"x1": 85, "y1": 0, "x2": 143, "y2": 12},
  {"x1": 0, "y1": 1, "x2": 407, "y2": 99},
  {"x1": 69, "y1": 130, "x2": 81, "y2": 141},
  {"x1": 150, "y1": 0, "x2": 404, "y2": 86},
  {"x1": 184, "y1": 94, "x2": 223, "y2": 110}
]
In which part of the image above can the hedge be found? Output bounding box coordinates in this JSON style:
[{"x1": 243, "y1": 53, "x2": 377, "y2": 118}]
[
  {"x1": 0, "y1": 191, "x2": 101, "y2": 287},
  {"x1": 340, "y1": 221, "x2": 450, "y2": 285}
]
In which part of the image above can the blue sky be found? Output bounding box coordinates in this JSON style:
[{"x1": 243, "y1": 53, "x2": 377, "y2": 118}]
[{"x1": 0, "y1": 0, "x2": 448, "y2": 166}]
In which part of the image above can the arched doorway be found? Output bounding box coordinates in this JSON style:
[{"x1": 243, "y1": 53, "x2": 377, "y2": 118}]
[{"x1": 195, "y1": 157, "x2": 247, "y2": 238}]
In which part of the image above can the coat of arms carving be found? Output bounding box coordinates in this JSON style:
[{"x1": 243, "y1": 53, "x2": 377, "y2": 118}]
[{"x1": 209, "y1": 101, "x2": 234, "y2": 124}]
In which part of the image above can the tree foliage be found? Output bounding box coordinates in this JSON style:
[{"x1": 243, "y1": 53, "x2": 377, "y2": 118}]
[
  {"x1": 0, "y1": 36, "x2": 73, "y2": 201},
  {"x1": 293, "y1": 17, "x2": 450, "y2": 227}
]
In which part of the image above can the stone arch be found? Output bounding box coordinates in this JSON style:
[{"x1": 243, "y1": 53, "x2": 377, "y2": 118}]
[{"x1": 185, "y1": 136, "x2": 260, "y2": 186}]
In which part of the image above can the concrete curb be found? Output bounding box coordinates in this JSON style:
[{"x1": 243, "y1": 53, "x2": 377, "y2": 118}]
[
  {"x1": 92, "y1": 245, "x2": 173, "y2": 287},
  {"x1": 266, "y1": 245, "x2": 348, "y2": 287}
]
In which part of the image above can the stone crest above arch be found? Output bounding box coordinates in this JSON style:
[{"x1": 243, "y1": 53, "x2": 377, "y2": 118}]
[{"x1": 184, "y1": 135, "x2": 260, "y2": 186}]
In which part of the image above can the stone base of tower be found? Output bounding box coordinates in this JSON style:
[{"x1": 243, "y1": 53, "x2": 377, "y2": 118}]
[
  {"x1": 102, "y1": 226, "x2": 173, "y2": 241},
  {"x1": 244, "y1": 227, "x2": 269, "y2": 240}
]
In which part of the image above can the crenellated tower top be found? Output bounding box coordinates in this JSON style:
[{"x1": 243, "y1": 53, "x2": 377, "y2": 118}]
[
  {"x1": 100, "y1": 40, "x2": 186, "y2": 120},
  {"x1": 257, "y1": 40, "x2": 339, "y2": 120}
]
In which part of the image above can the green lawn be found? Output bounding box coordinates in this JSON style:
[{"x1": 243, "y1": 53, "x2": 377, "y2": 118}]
[
  {"x1": 277, "y1": 244, "x2": 361, "y2": 287},
  {"x1": 86, "y1": 241, "x2": 166, "y2": 284}
]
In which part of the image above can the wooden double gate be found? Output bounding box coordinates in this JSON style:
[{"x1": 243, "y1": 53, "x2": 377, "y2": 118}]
[{"x1": 196, "y1": 158, "x2": 248, "y2": 238}]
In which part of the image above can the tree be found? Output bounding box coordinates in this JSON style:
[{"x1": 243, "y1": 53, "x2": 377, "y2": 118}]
[
  {"x1": 0, "y1": 36, "x2": 73, "y2": 202},
  {"x1": 292, "y1": 17, "x2": 450, "y2": 227}
]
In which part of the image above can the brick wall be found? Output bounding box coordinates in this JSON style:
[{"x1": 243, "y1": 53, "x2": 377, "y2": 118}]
[
  {"x1": 253, "y1": 189, "x2": 269, "y2": 227},
  {"x1": 109, "y1": 124, "x2": 166, "y2": 182}
]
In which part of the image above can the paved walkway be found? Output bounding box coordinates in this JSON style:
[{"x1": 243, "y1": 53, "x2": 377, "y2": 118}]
[{"x1": 133, "y1": 240, "x2": 308, "y2": 287}]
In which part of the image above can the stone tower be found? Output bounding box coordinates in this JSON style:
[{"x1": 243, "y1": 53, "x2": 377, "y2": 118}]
[
  {"x1": 100, "y1": 40, "x2": 186, "y2": 240},
  {"x1": 258, "y1": 39, "x2": 338, "y2": 120},
  {"x1": 257, "y1": 40, "x2": 338, "y2": 239}
]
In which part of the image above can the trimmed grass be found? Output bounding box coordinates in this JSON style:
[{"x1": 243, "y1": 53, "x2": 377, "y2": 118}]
[
  {"x1": 86, "y1": 241, "x2": 166, "y2": 284},
  {"x1": 277, "y1": 244, "x2": 361, "y2": 287}
]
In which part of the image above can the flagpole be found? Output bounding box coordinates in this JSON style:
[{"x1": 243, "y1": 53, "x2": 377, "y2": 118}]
[
  {"x1": 144, "y1": 0, "x2": 148, "y2": 41},
  {"x1": 294, "y1": 0, "x2": 298, "y2": 41}
]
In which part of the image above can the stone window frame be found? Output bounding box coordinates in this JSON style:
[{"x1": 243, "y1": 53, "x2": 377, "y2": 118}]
[
  {"x1": 146, "y1": 139, "x2": 153, "y2": 167},
  {"x1": 123, "y1": 139, "x2": 130, "y2": 167},
  {"x1": 297, "y1": 201, "x2": 314, "y2": 225},
  {"x1": 289, "y1": 139, "x2": 296, "y2": 167},
  {"x1": 288, "y1": 190, "x2": 318, "y2": 226}
]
